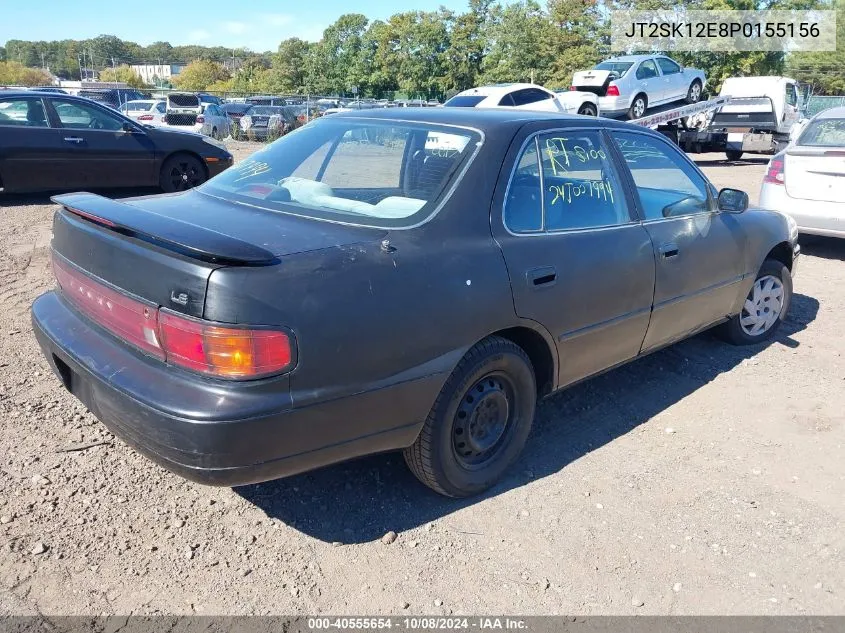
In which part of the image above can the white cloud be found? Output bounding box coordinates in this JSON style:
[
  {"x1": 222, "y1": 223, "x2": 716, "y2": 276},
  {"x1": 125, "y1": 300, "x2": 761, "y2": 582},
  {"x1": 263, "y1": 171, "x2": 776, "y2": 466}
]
[
  {"x1": 224, "y1": 21, "x2": 248, "y2": 35},
  {"x1": 263, "y1": 13, "x2": 294, "y2": 27},
  {"x1": 187, "y1": 29, "x2": 210, "y2": 42}
]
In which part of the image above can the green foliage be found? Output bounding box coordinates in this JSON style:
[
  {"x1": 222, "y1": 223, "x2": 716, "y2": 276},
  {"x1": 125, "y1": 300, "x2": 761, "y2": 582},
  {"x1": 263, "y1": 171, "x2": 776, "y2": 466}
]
[
  {"x1": 172, "y1": 60, "x2": 230, "y2": 91},
  {"x1": 98, "y1": 65, "x2": 150, "y2": 89},
  {"x1": 0, "y1": 60, "x2": 53, "y2": 86},
  {"x1": 787, "y1": 0, "x2": 844, "y2": 94}
]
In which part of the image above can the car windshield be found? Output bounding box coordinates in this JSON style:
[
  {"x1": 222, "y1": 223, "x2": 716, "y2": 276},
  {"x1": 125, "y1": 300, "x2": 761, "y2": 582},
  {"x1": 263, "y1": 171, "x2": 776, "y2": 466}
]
[
  {"x1": 444, "y1": 95, "x2": 486, "y2": 107},
  {"x1": 595, "y1": 62, "x2": 634, "y2": 76},
  {"x1": 797, "y1": 118, "x2": 845, "y2": 147},
  {"x1": 201, "y1": 118, "x2": 481, "y2": 228}
]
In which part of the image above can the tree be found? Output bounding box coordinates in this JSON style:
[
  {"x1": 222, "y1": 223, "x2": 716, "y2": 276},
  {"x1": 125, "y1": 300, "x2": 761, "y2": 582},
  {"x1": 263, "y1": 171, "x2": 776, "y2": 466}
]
[
  {"x1": 268, "y1": 38, "x2": 311, "y2": 93},
  {"x1": 172, "y1": 60, "x2": 230, "y2": 91},
  {"x1": 317, "y1": 14, "x2": 369, "y2": 95},
  {"x1": 0, "y1": 61, "x2": 53, "y2": 86},
  {"x1": 543, "y1": 0, "x2": 606, "y2": 89},
  {"x1": 481, "y1": 1, "x2": 556, "y2": 85},
  {"x1": 442, "y1": 0, "x2": 495, "y2": 92},
  {"x1": 787, "y1": 0, "x2": 844, "y2": 94},
  {"x1": 98, "y1": 65, "x2": 150, "y2": 88}
]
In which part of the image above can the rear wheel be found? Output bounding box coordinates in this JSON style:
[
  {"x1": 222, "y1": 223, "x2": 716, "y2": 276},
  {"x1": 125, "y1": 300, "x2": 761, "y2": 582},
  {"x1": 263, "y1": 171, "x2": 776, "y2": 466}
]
[
  {"x1": 726, "y1": 149, "x2": 743, "y2": 161},
  {"x1": 577, "y1": 102, "x2": 598, "y2": 117},
  {"x1": 403, "y1": 336, "x2": 537, "y2": 497},
  {"x1": 159, "y1": 154, "x2": 206, "y2": 193},
  {"x1": 628, "y1": 94, "x2": 647, "y2": 120},
  {"x1": 686, "y1": 80, "x2": 702, "y2": 104},
  {"x1": 718, "y1": 259, "x2": 792, "y2": 345}
]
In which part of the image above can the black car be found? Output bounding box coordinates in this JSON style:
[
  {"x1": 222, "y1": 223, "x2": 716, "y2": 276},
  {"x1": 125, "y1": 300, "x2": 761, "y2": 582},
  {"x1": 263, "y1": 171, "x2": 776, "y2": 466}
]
[
  {"x1": 0, "y1": 92, "x2": 233, "y2": 194},
  {"x1": 31, "y1": 108, "x2": 798, "y2": 497},
  {"x1": 237, "y1": 105, "x2": 299, "y2": 140},
  {"x1": 77, "y1": 88, "x2": 147, "y2": 109}
]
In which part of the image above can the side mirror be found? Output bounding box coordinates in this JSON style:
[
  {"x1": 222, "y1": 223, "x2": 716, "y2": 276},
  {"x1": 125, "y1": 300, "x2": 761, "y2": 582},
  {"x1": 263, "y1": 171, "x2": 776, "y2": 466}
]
[
  {"x1": 122, "y1": 122, "x2": 142, "y2": 134},
  {"x1": 718, "y1": 188, "x2": 748, "y2": 213}
]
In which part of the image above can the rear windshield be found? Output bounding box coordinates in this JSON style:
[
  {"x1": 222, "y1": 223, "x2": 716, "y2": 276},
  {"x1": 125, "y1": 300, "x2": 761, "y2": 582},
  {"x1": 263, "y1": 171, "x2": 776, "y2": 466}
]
[
  {"x1": 78, "y1": 91, "x2": 111, "y2": 102},
  {"x1": 124, "y1": 101, "x2": 153, "y2": 111},
  {"x1": 594, "y1": 62, "x2": 634, "y2": 76},
  {"x1": 444, "y1": 95, "x2": 486, "y2": 107},
  {"x1": 249, "y1": 106, "x2": 284, "y2": 115},
  {"x1": 797, "y1": 118, "x2": 845, "y2": 147},
  {"x1": 201, "y1": 118, "x2": 481, "y2": 228},
  {"x1": 169, "y1": 94, "x2": 200, "y2": 107}
]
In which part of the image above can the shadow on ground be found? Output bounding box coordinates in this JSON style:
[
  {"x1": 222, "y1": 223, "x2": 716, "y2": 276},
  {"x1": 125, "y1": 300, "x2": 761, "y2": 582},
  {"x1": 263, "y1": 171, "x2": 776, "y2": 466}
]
[
  {"x1": 799, "y1": 235, "x2": 845, "y2": 262},
  {"x1": 237, "y1": 292, "x2": 819, "y2": 543}
]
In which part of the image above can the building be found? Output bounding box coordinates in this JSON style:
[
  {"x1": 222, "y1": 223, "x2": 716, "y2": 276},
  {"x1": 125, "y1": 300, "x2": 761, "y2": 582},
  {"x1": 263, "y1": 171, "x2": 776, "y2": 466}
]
[{"x1": 129, "y1": 63, "x2": 187, "y2": 85}]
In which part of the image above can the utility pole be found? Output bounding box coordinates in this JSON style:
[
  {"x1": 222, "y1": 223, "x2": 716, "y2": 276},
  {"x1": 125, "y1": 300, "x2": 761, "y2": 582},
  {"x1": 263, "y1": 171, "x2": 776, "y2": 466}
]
[
  {"x1": 78, "y1": 54, "x2": 83, "y2": 81},
  {"x1": 40, "y1": 51, "x2": 46, "y2": 69},
  {"x1": 111, "y1": 56, "x2": 116, "y2": 71}
]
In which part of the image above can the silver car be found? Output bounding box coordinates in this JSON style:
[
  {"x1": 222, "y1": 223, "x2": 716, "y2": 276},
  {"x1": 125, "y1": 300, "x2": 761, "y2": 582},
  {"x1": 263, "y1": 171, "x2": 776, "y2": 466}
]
[
  {"x1": 759, "y1": 106, "x2": 845, "y2": 239},
  {"x1": 572, "y1": 55, "x2": 706, "y2": 119}
]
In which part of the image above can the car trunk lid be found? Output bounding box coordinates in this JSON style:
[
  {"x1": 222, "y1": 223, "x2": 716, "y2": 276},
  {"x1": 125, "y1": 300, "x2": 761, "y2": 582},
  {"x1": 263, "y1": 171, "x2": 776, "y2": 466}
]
[
  {"x1": 50, "y1": 190, "x2": 386, "y2": 319},
  {"x1": 165, "y1": 93, "x2": 201, "y2": 126},
  {"x1": 784, "y1": 149, "x2": 845, "y2": 203},
  {"x1": 571, "y1": 69, "x2": 614, "y2": 96}
]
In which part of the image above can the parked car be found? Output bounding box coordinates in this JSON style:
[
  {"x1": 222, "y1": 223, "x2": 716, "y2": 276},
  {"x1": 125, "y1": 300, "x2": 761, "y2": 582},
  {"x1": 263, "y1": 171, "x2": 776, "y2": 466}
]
[
  {"x1": 246, "y1": 96, "x2": 288, "y2": 107},
  {"x1": 197, "y1": 93, "x2": 223, "y2": 106},
  {"x1": 445, "y1": 83, "x2": 599, "y2": 116},
  {"x1": 0, "y1": 91, "x2": 233, "y2": 194},
  {"x1": 221, "y1": 102, "x2": 252, "y2": 126},
  {"x1": 164, "y1": 93, "x2": 230, "y2": 139},
  {"x1": 119, "y1": 99, "x2": 167, "y2": 126},
  {"x1": 759, "y1": 106, "x2": 845, "y2": 238},
  {"x1": 76, "y1": 88, "x2": 147, "y2": 110},
  {"x1": 237, "y1": 105, "x2": 300, "y2": 140},
  {"x1": 571, "y1": 55, "x2": 706, "y2": 119},
  {"x1": 30, "y1": 108, "x2": 798, "y2": 496}
]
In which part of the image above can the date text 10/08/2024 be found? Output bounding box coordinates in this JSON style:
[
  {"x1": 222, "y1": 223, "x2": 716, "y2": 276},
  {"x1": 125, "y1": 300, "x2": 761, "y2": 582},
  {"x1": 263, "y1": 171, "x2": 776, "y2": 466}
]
[{"x1": 306, "y1": 617, "x2": 529, "y2": 630}]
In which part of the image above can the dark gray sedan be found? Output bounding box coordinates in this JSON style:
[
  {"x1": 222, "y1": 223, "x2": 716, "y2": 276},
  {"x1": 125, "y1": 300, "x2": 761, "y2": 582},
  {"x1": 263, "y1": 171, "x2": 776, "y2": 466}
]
[{"x1": 32, "y1": 108, "x2": 798, "y2": 497}]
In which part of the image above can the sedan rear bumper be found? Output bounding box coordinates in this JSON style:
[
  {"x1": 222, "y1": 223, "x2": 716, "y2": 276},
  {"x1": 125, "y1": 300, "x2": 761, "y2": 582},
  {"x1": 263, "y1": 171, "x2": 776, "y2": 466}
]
[
  {"x1": 32, "y1": 291, "x2": 435, "y2": 487},
  {"x1": 759, "y1": 183, "x2": 845, "y2": 238}
]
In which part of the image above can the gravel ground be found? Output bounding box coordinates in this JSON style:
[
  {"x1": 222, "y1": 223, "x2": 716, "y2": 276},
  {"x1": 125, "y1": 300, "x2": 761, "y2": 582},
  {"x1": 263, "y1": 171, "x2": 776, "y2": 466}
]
[{"x1": 0, "y1": 145, "x2": 843, "y2": 616}]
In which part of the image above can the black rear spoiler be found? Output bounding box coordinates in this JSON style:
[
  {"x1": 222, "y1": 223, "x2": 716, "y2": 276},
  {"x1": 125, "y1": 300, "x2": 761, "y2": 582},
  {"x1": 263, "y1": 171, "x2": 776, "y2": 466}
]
[{"x1": 52, "y1": 193, "x2": 278, "y2": 266}]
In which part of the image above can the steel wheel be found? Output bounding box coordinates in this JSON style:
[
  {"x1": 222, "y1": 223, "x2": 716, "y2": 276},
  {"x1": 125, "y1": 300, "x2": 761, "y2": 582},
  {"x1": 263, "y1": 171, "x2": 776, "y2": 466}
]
[
  {"x1": 740, "y1": 275, "x2": 785, "y2": 336},
  {"x1": 452, "y1": 373, "x2": 517, "y2": 469},
  {"x1": 629, "y1": 95, "x2": 647, "y2": 119},
  {"x1": 578, "y1": 103, "x2": 598, "y2": 117}
]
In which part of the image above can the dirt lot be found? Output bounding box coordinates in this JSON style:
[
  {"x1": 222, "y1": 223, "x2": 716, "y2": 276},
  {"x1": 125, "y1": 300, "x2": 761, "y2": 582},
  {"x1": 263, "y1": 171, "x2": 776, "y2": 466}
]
[{"x1": 1, "y1": 145, "x2": 842, "y2": 616}]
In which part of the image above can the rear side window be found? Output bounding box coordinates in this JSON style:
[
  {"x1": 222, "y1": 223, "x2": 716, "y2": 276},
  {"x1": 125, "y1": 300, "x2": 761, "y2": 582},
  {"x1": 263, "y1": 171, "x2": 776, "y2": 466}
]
[
  {"x1": 498, "y1": 93, "x2": 516, "y2": 107},
  {"x1": 505, "y1": 130, "x2": 629, "y2": 232},
  {"x1": 636, "y1": 60, "x2": 659, "y2": 80},
  {"x1": 444, "y1": 95, "x2": 486, "y2": 107},
  {"x1": 656, "y1": 58, "x2": 680, "y2": 75},
  {"x1": 512, "y1": 88, "x2": 552, "y2": 106},
  {"x1": 0, "y1": 97, "x2": 48, "y2": 127},
  {"x1": 611, "y1": 131, "x2": 710, "y2": 220}
]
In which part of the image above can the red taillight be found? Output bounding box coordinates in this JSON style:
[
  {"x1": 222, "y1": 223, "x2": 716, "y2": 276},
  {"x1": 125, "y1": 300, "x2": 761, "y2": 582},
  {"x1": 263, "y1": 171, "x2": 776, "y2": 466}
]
[
  {"x1": 764, "y1": 157, "x2": 785, "y2": 185},
  {"x1": 606, "y1": 84, "x2": 620, "y2": 97},
  {"x1": 52, "y1": 253, "x2": 293, "y2": 379},
  {"x1": 137, "y1": 114, "x2": 154, "y2": 121},
  {"x1": 196, "y1": 115, "x2": 205, "y2": 123},
  {"x1": 53, "y1": 256, "x2": 163, "y2": 359},
  {"x1": 569, "y1": 85, "x2": 577, "y2": 91},
  {"x1": 158, "y1": 311, "x2": 292, "y2": 379},
  {"x1": 297, "y1": 115, "x2": 306, "y2": 123}
]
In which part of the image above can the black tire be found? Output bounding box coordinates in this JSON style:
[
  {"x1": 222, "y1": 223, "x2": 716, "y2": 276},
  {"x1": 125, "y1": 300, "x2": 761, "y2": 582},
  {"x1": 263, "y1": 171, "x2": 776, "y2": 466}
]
[
  {"x1": 577, "y1": 102, "x2": 598, "y2": 117},
  {"x1": 627, "y1": 94, "x2": 647, "y2": 120},
  {"x1": 211, "y1": 127, "x2": 218, "y2": 140},
  {"x1": 718, "y1": 258, "x2": 792, "y2": 345},
  {"x1": 403, "y1": 336, "x2": 537, "y2": 497},
  {"x1": 726, "y1": 150, "x2": 743, "y2": 161},
  {"x1": 159, "y1": 153, "x2": 206, "y2": 193},
  {"x1": 686, "y1": 80, "x2": 702, "y2": 104}
]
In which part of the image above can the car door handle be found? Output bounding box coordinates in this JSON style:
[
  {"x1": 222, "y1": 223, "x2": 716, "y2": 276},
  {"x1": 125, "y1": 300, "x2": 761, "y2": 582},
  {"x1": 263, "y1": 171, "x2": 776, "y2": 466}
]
[
  {"x1": 526, "y1": 266, "x2": 557, "y2": 288},
  {"x1": 63, "y1": 136, "x2": 84, "y2": 144},
  {"x1": 659, "y1": 243, "x2": 680, "y2": 258}
]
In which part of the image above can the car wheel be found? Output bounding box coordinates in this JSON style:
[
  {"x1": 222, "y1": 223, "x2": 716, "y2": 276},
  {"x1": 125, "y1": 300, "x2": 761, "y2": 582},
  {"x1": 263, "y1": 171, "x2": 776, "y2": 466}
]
[
  {"x1": 718, "y1": 259, "x2": 792, "y2": 345},
  {"x1": 403, "y1": 336, "x2": 537, "y2": 497},
  {"x1": 726, "y1": 150, "x2": 743, "y2": 161},
  {"x1": 578, "y1": 102, "x2": 598, "y2": 117},
  {"x1": 159, "y1": 154, "x2": 206, "y2": 193},
  {"x1": 628, "y1": 94, "x2": 647, "y2": 120},
  {"x1": 686, "y1": 80, "x2": 702, "y2": 104}
]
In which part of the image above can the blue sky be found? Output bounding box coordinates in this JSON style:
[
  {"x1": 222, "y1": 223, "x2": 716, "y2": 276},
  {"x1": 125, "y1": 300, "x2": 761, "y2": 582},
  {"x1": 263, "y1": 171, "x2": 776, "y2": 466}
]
[{"x1": 0, "y1": 0, "x2": 469, "y2": 52}]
